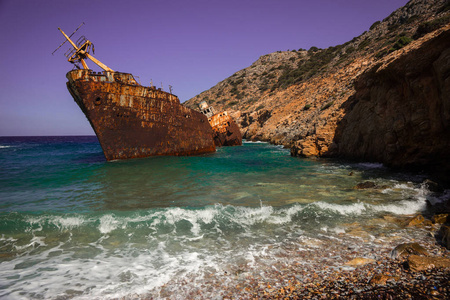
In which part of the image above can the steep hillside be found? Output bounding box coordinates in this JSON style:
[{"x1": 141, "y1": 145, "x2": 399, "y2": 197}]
[{"x1": 184, "y1": 0, "x2": 450, "y2": 177}]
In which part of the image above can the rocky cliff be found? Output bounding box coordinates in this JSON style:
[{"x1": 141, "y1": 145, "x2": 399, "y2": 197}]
[
  {"x1": 332, "y1": 26, "x2": 450, "y2": 175},
  {"x1": 184, "y1": 0, "x2": 450, "y2": 179}
]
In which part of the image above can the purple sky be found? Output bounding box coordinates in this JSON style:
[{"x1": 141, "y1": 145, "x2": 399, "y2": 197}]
[{"x1": 0, "y1": 0, "x2": 408, "y2": 136}]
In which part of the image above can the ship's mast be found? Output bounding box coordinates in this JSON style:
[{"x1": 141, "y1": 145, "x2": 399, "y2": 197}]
[{"x1": 56, "y1": 26, "x2": 114, "y2": 72}]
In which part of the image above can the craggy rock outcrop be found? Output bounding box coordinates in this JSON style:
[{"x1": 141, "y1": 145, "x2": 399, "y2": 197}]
[
  {"x1": 332, "y1": 27, "x2": 450, "y2": 177},
  {"x1": 184, "y1": 0, "x2": 450, "y2": 180}
]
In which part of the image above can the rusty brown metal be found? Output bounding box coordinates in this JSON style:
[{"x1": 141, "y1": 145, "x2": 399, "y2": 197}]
[
  {"x1": 66, "y1": 69, "x2": 216, "y2": 161},
  {"x1": 197, "y1": 101, "x2": 242, "y2": 147},
  {"x1": 208, "y1": 112, "x2": 242, "y2": 147}
]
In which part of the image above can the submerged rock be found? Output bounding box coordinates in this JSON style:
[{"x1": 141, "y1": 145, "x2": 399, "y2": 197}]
[
  {"x1": 344, "y1": 257, "x2": 375, "y2": 267},
  {"x1": 355, "y1": 181, "x2": 377, "y2": 189}
]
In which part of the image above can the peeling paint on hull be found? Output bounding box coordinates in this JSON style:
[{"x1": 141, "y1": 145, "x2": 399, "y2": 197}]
[
  {"x1": 66, "y1": 69, "x2": 216, "y2": 161},
  {"x1": 208, "y1": 113, "x2": 242, "y2": 147}
]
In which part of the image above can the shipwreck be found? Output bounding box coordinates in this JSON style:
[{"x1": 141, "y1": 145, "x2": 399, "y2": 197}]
[{"x1": 55, "y1": 25, "x2": 235, "y2": 161}]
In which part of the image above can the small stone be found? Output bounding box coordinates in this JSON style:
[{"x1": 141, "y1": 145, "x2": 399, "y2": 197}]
[
  {"x1": 354, "y1": 181, "x2": 377, "y2": 189},
  {"x1": 369, "y1": 274, "x2": 399, "y2": 285},
  {"x1": 344, "y1": 257, "x2": 376, "y2": 267},
  {"x1": 431, "y1": 290, "x2": 439, "y2": 296},
  {"x1": 407, "y1": 214, "x2": 425, "y2": 227}
]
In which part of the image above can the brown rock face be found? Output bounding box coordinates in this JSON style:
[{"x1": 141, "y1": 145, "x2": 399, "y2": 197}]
[{"x1": 333, "y1": 27, "x2": 450, "y2": 177}]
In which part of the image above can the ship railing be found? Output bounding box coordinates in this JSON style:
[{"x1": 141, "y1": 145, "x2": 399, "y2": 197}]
[{"x1": 132, "y1": 75, "x2": 142, "y2": 85}]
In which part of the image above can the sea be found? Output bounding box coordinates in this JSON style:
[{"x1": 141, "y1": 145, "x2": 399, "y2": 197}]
[{"x1": 0, "y1": 136, "x2": 446, "y2": 299}]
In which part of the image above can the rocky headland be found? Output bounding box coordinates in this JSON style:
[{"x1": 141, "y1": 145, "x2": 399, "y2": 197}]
[{"x1": 184, "y1": 0, "x2": 450, "y2": 184}]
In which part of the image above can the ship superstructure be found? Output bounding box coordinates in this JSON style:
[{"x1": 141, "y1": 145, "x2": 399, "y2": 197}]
[{"x1": 199, "y1": 101, "x2": 242, "y2": 147}]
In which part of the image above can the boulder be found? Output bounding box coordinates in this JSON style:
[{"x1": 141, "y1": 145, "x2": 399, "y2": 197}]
[
  {"x1": 438, "y1": 225, "x2": 450, "y2": 249},
  {"x1": 407, "y1": 255, "x2": 450, "y2": 272},
  {"x1": 406, "y1": 214, "x2": 432, "y2": 227},
  {"x1": 432, "y1": 214, "x2": 449, "y2": 224},
  {"x1": 390, "y1": 243, "x2": 429, "y2": 259}
]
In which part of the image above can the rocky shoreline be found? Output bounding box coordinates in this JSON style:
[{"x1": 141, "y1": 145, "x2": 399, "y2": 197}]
[
  {"x1": 246, "y1": 191, "x2": 450, "y2": 299},
  {"x1": 147, "y1": 204, "x2": 450, "y2": 299},
  {"x1": 245, "y1": 221, "x2": 450, "y2": 299}
]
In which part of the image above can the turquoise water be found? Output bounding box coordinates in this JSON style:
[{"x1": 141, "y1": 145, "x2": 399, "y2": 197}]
[{"x1": 0, "y1": 136, "x2": 439, "y2": 299}]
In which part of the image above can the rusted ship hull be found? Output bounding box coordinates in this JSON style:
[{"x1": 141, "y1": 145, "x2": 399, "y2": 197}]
[
  {"x1": 208, "y1": 113, "x2": 242, "y2": 147},
  {"x1": 66, "y1": 69, "x2": 216, "y2": 161}
]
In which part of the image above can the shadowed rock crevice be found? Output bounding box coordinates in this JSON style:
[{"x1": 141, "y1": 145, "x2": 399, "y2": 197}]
[{"x1": 331, "y1": 27, "x2": 450, "y2": 181}]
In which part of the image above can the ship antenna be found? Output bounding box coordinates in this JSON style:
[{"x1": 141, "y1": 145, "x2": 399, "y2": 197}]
[
  {"x1": 55, "y1": 24, "x2": 114, "y2": 72},
  {"x1": 52, "y1": 22, "x2": 85, "y2": 55}
]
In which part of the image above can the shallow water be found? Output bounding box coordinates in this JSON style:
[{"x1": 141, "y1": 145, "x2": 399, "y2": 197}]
[{"x1": 0, "y1": 136, "x2": 443, "y2": 299}]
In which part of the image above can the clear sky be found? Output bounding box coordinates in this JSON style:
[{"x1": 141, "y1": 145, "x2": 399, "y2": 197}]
[{"x1": 0, "y1": 0, "x2": 408, "y2": 136}]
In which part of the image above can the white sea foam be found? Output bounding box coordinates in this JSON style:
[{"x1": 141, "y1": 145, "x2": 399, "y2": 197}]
[
  {"x1": 374, "y1": 199, "x2": 426, "y2": 215},
  {"x1": 313, "y1": 201, "x2": 367, "y2": 215},
  {"x1": 242, "y1": 140, "x2": 268, "y2": 144},
  {"x1": 0, "y1": 145, "x2": 11, "y2": 149},
  {"x1": 98, "y1": 214, "x2": 119, "y2": 234},
  {"x1": 312, "y1": 195, "x2": 425, "y2": 216},
  {"x1": 54, "y1": 216, "x2": 85, "y2": 229}
]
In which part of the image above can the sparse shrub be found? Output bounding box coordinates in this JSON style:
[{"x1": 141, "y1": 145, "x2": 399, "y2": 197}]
[
  {"x1": 370, "y1": 21, "x2": 381, "y2": 30},
  {"x1": 321, "y1": 101, "x2": 334, "y2": 110},
  {"x1": 389, "y1": 35, "x2": 413, "y2": 52},
  {"x1": 275, "y1": 45, "x2": 340, "y2": 89},
  {"x1": 303, "y1": 104, "x2": 311, "y2": 110},
  {"x1": 358, "y1": 38, "x2": 371, "y2": 50},
  {"x1": 256, "y1": 105, "x2": 264, "y2": 110},
  {"x1": 414, "y1": 15, "x2": 450, "y2": 39},
  {"x1": 308, "y1": 46, "x2": 320, "y2": 53},
  {"x1": 228, "y1": 101, "x2": 238, "y2": 106}
]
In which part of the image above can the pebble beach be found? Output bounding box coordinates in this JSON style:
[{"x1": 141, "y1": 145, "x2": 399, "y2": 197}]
[{"x1": 153, "y1": 213, "x2": 450, "y2": 300}]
